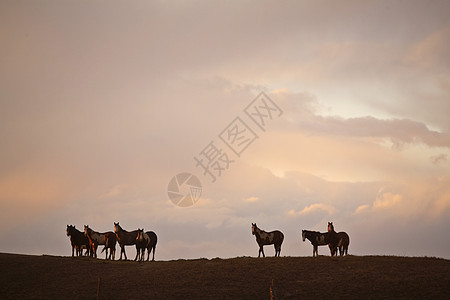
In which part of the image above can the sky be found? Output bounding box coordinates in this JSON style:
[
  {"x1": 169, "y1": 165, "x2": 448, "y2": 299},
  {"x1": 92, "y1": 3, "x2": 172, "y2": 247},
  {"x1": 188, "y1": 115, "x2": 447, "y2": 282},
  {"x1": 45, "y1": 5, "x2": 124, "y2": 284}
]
[{"x1": 1, "y1": 0, "x2": 449, "y2": 260}]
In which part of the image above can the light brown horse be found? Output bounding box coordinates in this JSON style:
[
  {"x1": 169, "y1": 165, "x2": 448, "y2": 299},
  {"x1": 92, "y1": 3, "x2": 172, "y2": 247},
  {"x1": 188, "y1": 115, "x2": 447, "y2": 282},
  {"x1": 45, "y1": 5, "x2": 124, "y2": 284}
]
[
  {"x1": 114, "y1": 222, "x2": 139, "y2": 261},
  {"x1": 251, "y1": 223, "x2": 284, "y2": 257},
  {"x1": 327, "y1": 222, "x2": 350, "y2": 256}
]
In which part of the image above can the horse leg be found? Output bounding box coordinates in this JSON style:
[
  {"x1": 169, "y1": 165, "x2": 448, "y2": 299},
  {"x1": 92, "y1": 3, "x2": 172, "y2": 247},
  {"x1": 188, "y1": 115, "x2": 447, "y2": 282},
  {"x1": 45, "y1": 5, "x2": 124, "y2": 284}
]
[
  {"x1": 138, "y1": 248, "x2": 145, "y2": 261},
  {"x1": 152, "y1": 246, "x2": 156, "y2": 261},
  {"x1": 119, "y1": 245, "x2": 124, "y2": 260},
  {"x1": 134, "y1": 245, "x2": 140, "y2": 261},
  {"x1": 274, "y1": 244, "x2": 281, "y2": 257},
  {"x1": 123, "y1": 246, "x2": 128, "y2": 260}
]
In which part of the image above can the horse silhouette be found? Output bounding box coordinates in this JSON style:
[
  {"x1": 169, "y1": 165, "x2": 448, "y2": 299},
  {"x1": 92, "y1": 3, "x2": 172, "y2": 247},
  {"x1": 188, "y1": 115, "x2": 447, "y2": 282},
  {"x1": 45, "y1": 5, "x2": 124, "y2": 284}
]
[
  {"x1": 114, "y1": 222, "x2": 140, "y2": 261},
  {"x1": 84, "y1": 225, "x2": 116, "y2": 259},
  {"x1": 251, "y1": 223, "x2": 284, "y2": 257},
  {"x1": 302, "y1": 229, "x2": 338, "y2": 257},
  {"x1": 66, "y1": 225, "x2": 90, "y2": 257},
  {"x1": 100, "y1": 232, "x2": 117, "y2": 260},
  {"x1": 327, "y1": 222, "x2": 350, "y2": 256},
  {"x1": 136, "y1": 229, "x2": 158, "y2": 261}
]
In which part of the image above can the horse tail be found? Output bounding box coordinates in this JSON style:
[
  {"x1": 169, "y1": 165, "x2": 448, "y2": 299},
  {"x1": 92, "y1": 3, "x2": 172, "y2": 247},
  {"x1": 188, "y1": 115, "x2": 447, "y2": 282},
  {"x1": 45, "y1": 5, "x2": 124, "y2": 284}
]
[{"x1": 102, "y1": 235, "x2": 111, "y2": 253}]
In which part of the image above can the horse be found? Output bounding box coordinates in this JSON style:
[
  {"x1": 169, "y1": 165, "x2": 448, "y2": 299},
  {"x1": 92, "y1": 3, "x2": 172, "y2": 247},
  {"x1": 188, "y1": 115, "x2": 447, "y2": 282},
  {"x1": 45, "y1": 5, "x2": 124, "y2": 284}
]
[
  {"x1": 66, "y1": 225, "x2": 91, "y2": 257},
  {"x1": 84, "y1": 225, "x2": 116, "y2": 259},
  {"x1": 101, "y1": 232, "x2": 117, "y2": 260},
  {"x1": 114, "y1": 222, "x2": 139, "y2": 261},
  {"x1": 136, "y1": 229, "x2": 158, "y2": 261},
  {"x1": 302, "y1": 229, "x2": 338, "y2": 257},
  {"x1": 251, "y1": 223, "x2": 284, "y2": 257},
  {"x1": 327, "y1": 222, "x2": 350, "y2": 256}
]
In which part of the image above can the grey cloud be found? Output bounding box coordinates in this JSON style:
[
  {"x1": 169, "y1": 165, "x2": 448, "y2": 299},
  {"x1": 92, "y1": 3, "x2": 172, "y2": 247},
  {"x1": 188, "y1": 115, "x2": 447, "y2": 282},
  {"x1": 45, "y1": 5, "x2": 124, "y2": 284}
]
[{"x1": 430, "y1": 154, "x2": 448, "y2": 165}]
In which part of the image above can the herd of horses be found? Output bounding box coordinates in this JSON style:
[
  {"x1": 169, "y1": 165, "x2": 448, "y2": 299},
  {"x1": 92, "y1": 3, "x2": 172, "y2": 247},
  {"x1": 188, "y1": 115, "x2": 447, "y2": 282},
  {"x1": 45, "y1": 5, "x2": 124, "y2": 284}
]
[
  {"x1": 67, "y1": 221, "x2": 349, "y2": 260},
  {"x1": 65, "y1": 222, "x2": 157, "y2": 261},
  {"x1": 252, "y1": 222, "x2": 350, "y2": 257}
]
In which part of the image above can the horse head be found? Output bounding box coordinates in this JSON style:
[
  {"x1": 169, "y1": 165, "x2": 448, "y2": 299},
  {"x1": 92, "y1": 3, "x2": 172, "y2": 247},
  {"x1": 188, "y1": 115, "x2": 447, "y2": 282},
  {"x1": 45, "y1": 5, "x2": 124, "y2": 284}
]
[
  {"x1": 328, "y1": 222, "x2": 334, "y2": 232},
  {"x1": 136, "y1": 228, "x2": 144, "y2": 241},
  {"x1": 66, "y1": 225, "x2": 75, "y2": 236},
  {"x1": 84, "y1": 225, "x2": 90, "y2": 236},
  {"x1": 302, "y1": 230, "x2": 306, "y2": 241},
  {"x1": 114, "y1": 222, "x2": 121, "y2": 233},
  {"x1": 251, "y1": 223, "x2": 257, "y2": 235}
]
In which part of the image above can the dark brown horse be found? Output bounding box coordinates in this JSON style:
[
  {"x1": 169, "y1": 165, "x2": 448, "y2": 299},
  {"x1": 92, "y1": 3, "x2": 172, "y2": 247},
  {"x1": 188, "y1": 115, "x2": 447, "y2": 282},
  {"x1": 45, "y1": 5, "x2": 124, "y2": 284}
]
[
  {"x1": 66, "y1": 225, "x2": 90, "y2": 257},
  {"x1": 84, "y1": 225, "x2": 116, "y2": 259},
  {"x1": 100, "y1": 232, "x2": 117, "y2": 260},
  {"x1": 302, "y1": 229, "x2": 338, "y2": 257},
  {"x1": 136, "y1": 229, "x2": 158, "y2": 261},
  {"x1": 114, "y1": 222, "x2": 139, "y2": 261},
  {"x1": 251, "y1": 223, "x2": 284, "y2": 257},
  {"x1": 327, "y1": 222, "x2": 350, "y2": 256}
]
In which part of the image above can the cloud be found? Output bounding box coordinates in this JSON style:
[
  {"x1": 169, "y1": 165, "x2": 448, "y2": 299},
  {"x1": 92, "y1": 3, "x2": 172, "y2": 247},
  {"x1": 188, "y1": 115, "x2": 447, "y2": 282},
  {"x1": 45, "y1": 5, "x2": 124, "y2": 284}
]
[
  {"x1": 354, "y1": 205, "x2": 370, "y2": 214},
  {"x1": 430, "y1": 154, "x2": 448, "y2": 165},
  {"x1": 373, "y1": 193, "x2": 403, "y2": 210},
  {"x1": 405, "y1": 27, "x2": 450, "y2": 71},
  {"x1": 99, "y1": 184, "x2": 132, "y2": 199},
  {"x1": 353, "y1": 192, "x2": 404, "y2": 215},
  {"x1": 243, "y1": 196, "x2": 259, "y2": 203},
  {"x1": 288, "y1": 203, "x2": 337, "y2": 217}
]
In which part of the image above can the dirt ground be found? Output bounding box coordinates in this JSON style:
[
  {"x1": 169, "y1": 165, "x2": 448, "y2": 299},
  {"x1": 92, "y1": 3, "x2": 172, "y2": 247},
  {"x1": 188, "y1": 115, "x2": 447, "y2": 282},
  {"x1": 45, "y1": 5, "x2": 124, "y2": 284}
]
[{"x1": 1, "y1": 253, "x2": 449, "y2": 299}]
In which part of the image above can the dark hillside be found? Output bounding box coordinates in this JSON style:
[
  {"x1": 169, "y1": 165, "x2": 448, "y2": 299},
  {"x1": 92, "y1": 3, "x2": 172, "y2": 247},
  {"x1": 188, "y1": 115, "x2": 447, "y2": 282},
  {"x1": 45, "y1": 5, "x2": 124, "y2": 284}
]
[{"x1": 1, "y1": 253, "x2": 449, "y2": 299}]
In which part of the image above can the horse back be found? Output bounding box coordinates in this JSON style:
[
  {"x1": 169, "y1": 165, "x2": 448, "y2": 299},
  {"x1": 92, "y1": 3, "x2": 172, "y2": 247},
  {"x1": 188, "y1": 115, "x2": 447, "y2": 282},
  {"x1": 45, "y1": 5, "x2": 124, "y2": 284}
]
[
  {"x1": 104, "y1": 232, "x2": 117, "y2": 246},
  {"x1": 338, "y1": 231, "x2": 350, "y2": 246},
  {"x1": 73, "y1": 229, "x2": 90, "y2": 247},
  {"x1": 325, "y1": 231, "x2": 339, "y2": 246},
  {"x1": 272, "y1": 230, "x2": 284, "y2": 243},
  {"x1": 116, "y1": 229, "x2": 139, "y2": 245},
  {"x1": 257, "y1": 230, "x2": 284, "y2": 246},
  {"x1": 145, "y1": 231, "x2": 158, "y2": 247}
]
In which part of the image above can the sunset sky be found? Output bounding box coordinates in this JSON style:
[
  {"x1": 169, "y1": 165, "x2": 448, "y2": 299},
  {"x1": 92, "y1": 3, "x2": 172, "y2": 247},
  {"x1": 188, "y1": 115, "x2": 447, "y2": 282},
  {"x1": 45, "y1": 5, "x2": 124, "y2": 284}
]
[{"x1": 1, "y1": 0, "x2": 449, "y2": 260}]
